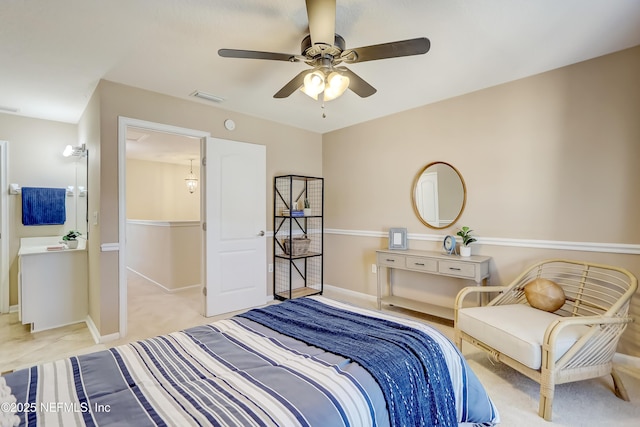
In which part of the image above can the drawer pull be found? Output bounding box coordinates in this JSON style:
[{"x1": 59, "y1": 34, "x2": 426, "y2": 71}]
[
  {"x1": 449, "y1": 267, "x2": 462, "y2": 271},
  {"x1": 386, "y1": 259, "x2": 395, "y2": 262},
  {"x1": 414, "y1": 263, "x2": 425, "y2": 266}
]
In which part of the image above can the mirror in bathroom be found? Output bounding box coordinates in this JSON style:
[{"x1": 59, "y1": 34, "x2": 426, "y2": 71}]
[
  {"x1": 77, "y1": 150, "x2": 88, "y2": 238},
  {"x1": 64, "y1": 144, "x2": 89, "y2": 238},
  {"x1": 412, "y1": 161, "x2": 466, "y2": 229}
]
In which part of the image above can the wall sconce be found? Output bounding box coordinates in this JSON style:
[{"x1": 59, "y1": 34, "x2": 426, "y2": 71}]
[
  {"x1": 185, "y1": 159, "x2": 198, "y2": 194},
  {"x1": 63, "y1": 143, "x2": 87, "y2": 157}
]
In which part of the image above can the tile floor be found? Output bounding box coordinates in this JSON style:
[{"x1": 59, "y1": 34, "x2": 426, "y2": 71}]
[{"x1": 0, "y1": 271, "x2": 241, "y2": 374}]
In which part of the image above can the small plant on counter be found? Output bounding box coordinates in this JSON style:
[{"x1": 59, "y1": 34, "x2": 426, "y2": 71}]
[
  {"x1": 62, "y1": 230, "x2": 82, "y2": 241},
  {"x1": 456, "y1": 226, "x2": 476, "y2": 247}
]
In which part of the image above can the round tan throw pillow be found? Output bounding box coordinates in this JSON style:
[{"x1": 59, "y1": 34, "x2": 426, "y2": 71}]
[{"x1": 524, "y1": 278, "x2": 565, "y2": 312}]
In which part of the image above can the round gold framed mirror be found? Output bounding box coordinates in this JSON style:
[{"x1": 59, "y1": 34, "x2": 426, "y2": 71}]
[{"x1": 412, "y1": 161, "x2": 467, "y2": 229}]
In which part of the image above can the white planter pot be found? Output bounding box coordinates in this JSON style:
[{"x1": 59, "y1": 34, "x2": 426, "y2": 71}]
[
  {"x1": 66, "y1": 240, "x2": 78, "y2": 249},
  {"x1": 303, "y1": 208, "x2": 312, "y2": 216},
  {"x1": 460, "y1": 245, "x2": 471, "y2": 257}
]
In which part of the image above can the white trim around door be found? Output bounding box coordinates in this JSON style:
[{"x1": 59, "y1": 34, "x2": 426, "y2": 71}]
[{"x1": 0, "y1": 141, "x2": 9, "y2": 314}]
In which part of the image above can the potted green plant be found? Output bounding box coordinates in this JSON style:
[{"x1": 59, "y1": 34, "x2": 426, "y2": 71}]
[
  {"x1": 303, "y1": 198, "x2": 312, "y2": 216},
  {"x1": 62, "y1": 230, "x2": 82, "y2": 249},
  {"x1": 456, "y1": 226, "x2": 476, "y2": 257}
]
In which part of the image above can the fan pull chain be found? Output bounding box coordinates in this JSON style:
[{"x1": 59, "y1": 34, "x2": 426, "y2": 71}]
[{"x1": 321, "y1": 101, "x2": 326, "y2": 119}]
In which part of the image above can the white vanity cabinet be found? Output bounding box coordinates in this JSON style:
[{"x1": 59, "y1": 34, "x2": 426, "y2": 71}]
[
  {"x1": 18, "y1": 237, "x2": 88, "y2": 332},
  {"x1": 376, "y1": 249, "x2": 491, "y2": 320}
]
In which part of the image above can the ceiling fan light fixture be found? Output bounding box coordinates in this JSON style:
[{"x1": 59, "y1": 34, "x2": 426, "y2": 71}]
[
  {"x1": 301, "y1": 70, "x2": 326, "y2": 98},
  {"x1": 219, "y1": 1, "x2": 431, "y2": 103},
  {"x1": 323, "y1": 71, "x2": 350, "y2": 101}
]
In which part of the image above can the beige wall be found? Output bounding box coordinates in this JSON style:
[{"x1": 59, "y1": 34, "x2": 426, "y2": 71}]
[
  {"x1": 126, "y1": 221, "x2": 201, "y2": 291},
  {"x1": 126, "y1": 158, "x2": 200, "y2": 221},
  {"x1": 90, "y1": 80, "x2": 323, "y2": 335},
  {"x1": 0, "y1": 114, "x2": 81, "y2": 306},
  {"x1": 322, "y1": 46, "x2": 640, "y2": 356}
]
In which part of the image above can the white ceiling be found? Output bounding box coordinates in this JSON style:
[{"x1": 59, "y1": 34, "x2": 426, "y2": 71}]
[
  {"x1": 126, "y1": 127, "x2": 201, "y2": 165},
  {"x1": 2, "y1": 0, "x2": 640, "y2": 138}
]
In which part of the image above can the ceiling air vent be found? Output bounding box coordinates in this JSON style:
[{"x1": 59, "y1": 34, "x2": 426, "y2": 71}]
[{"x1": 190, "y1": 91, "x2": 225, "y2": 103}]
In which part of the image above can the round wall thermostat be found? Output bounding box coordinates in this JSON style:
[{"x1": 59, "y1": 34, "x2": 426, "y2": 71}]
[{"x1": 224, "y1": 119, "x2": 236, "y2": 131}]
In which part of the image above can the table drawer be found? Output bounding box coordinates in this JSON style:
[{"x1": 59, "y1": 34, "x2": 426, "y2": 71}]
[
  {"x1": 405, "y1": 256, "x2": 438, "y2": 273},
  {"x1": 377, "y1": 253, "x2": 406, "y2": 268},
  {"x1": 439, "y1": 260, "x2": 476, "y2": 279}
]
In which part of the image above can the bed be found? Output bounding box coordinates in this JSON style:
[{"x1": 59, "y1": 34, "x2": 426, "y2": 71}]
[{"x1": 2, "y1": 296, "x2": 499, "y2": 427}]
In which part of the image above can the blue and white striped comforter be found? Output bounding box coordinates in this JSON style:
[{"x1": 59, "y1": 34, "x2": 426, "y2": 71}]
[{"x1": 3, "y1": 297, "x2": 499, "y2": 426}]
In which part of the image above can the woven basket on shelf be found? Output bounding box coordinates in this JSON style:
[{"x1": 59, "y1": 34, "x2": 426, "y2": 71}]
[{"x1": 283, "y1": 237, "x2": 311, "y2": 256}]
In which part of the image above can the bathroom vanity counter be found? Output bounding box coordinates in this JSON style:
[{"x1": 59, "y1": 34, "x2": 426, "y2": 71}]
[
  {"x1": 18, "y1": 236, "x2": 88, "y2": 332},
  {"x1": 18, "y1": 235, "x2": 86, "y2": 255}
]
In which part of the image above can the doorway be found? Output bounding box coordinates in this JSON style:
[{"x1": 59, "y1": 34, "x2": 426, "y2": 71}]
[
  {"x1": 124, "y1": 125, "x2": 203, "y2": 336},
  {"x1": 117, "y1": 118, "x2": 268, "y2": 339}
]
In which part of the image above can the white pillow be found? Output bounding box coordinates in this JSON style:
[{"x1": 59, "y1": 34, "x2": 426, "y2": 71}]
[{"x1": 0, "y1": 377, "x2": 20, "y2": 427}]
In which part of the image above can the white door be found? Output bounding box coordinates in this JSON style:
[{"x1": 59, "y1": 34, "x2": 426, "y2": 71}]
[
  {"x1": 417, "y1": 171, "x2": 439, "y2": 226},
  {"x1": 203, "y1": 137, "x2": 267, "y2": 316}
]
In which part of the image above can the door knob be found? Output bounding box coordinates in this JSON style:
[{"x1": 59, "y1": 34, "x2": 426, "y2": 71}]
[{"x1": 257, "y1": 230, "x2": 265, "y2": 236}]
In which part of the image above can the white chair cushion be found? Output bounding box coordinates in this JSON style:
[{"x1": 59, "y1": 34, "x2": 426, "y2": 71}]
[{"x1": 457, "y1": 304, "x2": 590, "y2": 370}]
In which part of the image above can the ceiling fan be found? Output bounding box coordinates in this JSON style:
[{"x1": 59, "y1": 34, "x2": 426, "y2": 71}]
[{"x1": 218, "y1": 0, "x2": 430, "y2": 102}]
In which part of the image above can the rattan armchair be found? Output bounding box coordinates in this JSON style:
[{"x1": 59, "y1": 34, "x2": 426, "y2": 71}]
[{"x1": 454, "y1": 259, "x2": 637, "y2": 421}]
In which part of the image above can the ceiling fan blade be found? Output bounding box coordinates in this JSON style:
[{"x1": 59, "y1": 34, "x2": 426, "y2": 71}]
[
  {"x1": 218, "y1": 48, "x2": 298, "y2": 62},
  {"x1": 305, "y1": 0, "x2": 336, "y2": 46},
  {"x1": 274, "y1": 70, "x2": 309, "y2": 98},
  {"x1": 338, "y1": 67, "x2": 376, "y2": 98},
  {"x1": 342, "y1": 37, "x2": 430, "y2": 63}
]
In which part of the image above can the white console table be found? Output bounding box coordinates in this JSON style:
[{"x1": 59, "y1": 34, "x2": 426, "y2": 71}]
[{"x1": 376, "y1": 249, "x2": 491, "y2": 320}]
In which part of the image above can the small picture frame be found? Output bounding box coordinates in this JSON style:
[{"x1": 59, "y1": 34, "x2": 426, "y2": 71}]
[{"x1": 388, "y1": 227, "x2": 408, "y2": 250}]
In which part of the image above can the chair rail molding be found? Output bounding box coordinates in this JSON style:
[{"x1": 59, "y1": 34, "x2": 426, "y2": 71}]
[
  {"x1": 325, "y1": 229, "x2": 640, "y2": 255},
  {"x1": 100, "y1": 243, "x2": 120, "y2": 252}
]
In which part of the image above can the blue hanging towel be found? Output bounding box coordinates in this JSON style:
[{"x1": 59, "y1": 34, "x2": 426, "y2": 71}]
[{"x1": 21, "y1": 187, "x2": 67, "y2": 226}]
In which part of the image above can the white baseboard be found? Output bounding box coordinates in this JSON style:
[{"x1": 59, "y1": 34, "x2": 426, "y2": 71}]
[
  {"x1": 85, "y1": 315, "x2": 120, "y2": 344},
  {"x1": 85, "y1": 315, "x2": 100, "y2": 344},
  {"x1": 323, "y1": 284, "x2": 377, "y2": 304},
  {"x1": 127, "y1": 267, "x2": 201, "y2": 293},
  {"x1": 613, "y1": 352, "x2": 640, "y2": 370},
  {"x1": 266, "y1": 286, "x2": 375, "y2": 305},
  {"x1": 9, "y1": 304, "x2": 18, "y2": 313},
  {"x1": 265, "y1": 285, "x2": 376, "y2": 305}
]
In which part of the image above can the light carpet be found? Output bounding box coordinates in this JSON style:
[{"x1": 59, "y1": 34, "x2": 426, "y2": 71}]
[{"x1": 377, "y1": 303, "x2": 640, "y2": 427}]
